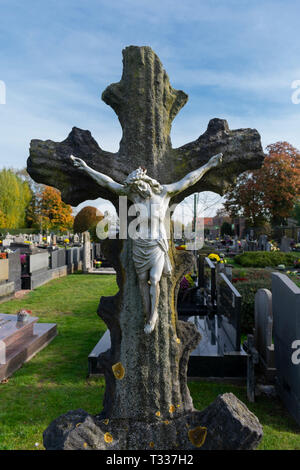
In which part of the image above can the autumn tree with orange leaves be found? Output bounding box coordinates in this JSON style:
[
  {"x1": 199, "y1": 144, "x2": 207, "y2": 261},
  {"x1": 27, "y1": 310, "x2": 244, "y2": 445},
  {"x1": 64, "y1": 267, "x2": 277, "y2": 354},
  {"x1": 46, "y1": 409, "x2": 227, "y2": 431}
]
[
  {"x1": 28, "y1": 186, "x2": 74, "y2": 232},
  {"x1": 224, "y1": 142, "x2": 300, "y2": 227}
]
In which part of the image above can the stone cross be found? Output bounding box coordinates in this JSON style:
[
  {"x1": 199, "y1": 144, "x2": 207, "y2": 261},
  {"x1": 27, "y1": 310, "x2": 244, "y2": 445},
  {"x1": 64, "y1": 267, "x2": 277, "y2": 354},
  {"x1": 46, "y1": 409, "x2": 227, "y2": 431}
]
[{"x1": 28, "y1": 46, "x2": 264, "y2": 450}]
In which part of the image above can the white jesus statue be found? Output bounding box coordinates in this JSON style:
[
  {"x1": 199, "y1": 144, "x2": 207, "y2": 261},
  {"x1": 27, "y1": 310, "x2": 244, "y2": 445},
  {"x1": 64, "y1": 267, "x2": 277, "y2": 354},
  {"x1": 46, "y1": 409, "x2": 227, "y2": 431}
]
[{"x1": 70, "y1": 152, "x2": 223, "y2": 334}]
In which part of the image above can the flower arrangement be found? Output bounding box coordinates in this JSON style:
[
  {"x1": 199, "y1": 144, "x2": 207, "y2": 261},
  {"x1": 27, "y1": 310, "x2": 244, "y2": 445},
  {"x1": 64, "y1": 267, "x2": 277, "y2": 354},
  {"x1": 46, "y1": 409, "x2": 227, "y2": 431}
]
[
  {"x1": 64, "y1": 238, "x2": 70, "y2": 244},
  {"x1": 42, "y1": 237, "x2": 47, "y2": 241},
  {"x1": 269, "y1": 241, "x2": 280, "y2": 252},
  {"x1": 17, "y1": 309, "x2": 32, "y2": 323},
  {"x1": 180, "y1": 272, "x2": 194, "y2": 290},
  {"x1": 94, "y1": 260, "x2": 102, "y2": 268},
  {"x1": 294, "y1": 258, "x2": 300, "y2": 269},
  {"x1": 0, "y1": 253, "x2": 7, "y2": 259},
  {"x1": 20, "y1": 254, "x2": 27, "y2": 264},
  {"x1": 208, "y1": 253, "x2": 221, "y2": 263},
  {"x1": 176, "y1": 244, "x2": 187, "y2": 250},
  {"x1": 24, "y1": 240, "x2": 32, "y2": 244}
]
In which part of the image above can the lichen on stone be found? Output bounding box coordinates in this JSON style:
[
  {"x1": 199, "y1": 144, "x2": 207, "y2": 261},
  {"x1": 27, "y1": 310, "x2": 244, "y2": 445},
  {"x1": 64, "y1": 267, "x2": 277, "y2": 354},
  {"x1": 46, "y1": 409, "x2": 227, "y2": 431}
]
[
  {"x1": 104, "y1": 432, "x2": 113, "y2": 443},
  {"x1": 169, "y1": 405, "x2": 175, "y2": 413},
  {"x1": 188, "y1": 426, "x2": 207, "y2": 448},
  {"x1": 112, "y1": 362, "x2": 125, "y2": 380}
]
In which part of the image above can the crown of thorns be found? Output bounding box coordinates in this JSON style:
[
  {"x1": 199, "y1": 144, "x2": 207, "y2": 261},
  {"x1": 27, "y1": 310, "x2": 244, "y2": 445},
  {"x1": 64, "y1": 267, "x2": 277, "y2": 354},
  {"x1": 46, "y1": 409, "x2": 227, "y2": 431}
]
[{"x1": 124, "y1": 167, "x2": 147, "y2": 185}]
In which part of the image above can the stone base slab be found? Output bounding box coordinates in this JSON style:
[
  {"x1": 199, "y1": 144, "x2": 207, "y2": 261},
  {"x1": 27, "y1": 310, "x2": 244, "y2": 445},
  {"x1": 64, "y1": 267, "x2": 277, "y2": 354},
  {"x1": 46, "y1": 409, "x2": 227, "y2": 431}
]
[{"x1": 43, "y1": 393, "x2": 263, "y2": 450}]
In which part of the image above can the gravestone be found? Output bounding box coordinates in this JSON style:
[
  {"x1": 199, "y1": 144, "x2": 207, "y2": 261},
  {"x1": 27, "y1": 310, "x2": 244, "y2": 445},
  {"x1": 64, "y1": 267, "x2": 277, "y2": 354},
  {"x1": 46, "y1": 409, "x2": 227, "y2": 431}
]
[
  {"x1": 2, "y1": 237, "x2": 11, "y2": 248},
  {"x1": 29, "y1": 251, "x2": 49, "y2": 273},
  {"x1": 272, "y1": 273, "x2": 300, "y2": 426},
  {"x1": 280, "y1": 236, "x2": 292, "y2": 252},
  {"x1": 0, "y1": 259, "x2": 9, "y2": 282},
  {"x1": 8, "y1": 251, "x2": 22, "y2": 292},
  {"x1": 83, "y1": 231, "x2": 91, "y2": 273},
  {"x1": 254, "y1": 289, "x2": 275, "y2": 379},
  {"x1": 28, "y1": 46, "x2": 264, "y2": 450}
]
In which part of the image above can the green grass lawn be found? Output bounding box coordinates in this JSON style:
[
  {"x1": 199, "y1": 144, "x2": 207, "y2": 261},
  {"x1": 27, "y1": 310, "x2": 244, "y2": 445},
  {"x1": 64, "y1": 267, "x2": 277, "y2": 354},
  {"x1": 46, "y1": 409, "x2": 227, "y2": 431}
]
[{"x1": 0, "y1": 273, "x2": 299, "y2": 450}]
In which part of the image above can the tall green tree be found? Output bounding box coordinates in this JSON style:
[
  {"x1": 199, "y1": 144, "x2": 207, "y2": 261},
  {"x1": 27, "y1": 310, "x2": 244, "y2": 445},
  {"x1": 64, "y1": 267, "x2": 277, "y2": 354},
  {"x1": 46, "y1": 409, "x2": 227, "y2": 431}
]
[{"x1": 0, "y1": 169, "x2": 32, "y2": 228}]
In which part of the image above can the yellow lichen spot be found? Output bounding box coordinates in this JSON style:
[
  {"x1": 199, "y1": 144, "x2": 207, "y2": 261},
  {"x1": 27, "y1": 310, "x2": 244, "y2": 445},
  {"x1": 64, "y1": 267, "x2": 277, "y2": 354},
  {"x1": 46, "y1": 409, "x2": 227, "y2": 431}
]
[
  {"x1": 103, "y1": 419, "x2": 109, "y2": 425},
  {"x1": 169, "y1": 405, "x2": 175, "y2": 413},
  {"x1": 164, "y1": 420, "x2": 170, "y2": 425},
  {"x1": 112, "y1": 362, "x2": 125, "y2": 380},
  {"x1": 176, "y1": 337, "x2": 181, "y2": 344},
  {"x1": 149, "y1": 442, "x2": 154, "y2": 448},
  {"x1": 104, "y1": 432, "x2": 113, "y2": 444},
  {"x1": 188, "y1": 426, "x2": 207, "y2": 448},
  {"x1": 155, "y1": 411, "x2": 161, "y2": 417},
  {"x1": 83, "y1": 442, "x2": 88, "y2": 448}
]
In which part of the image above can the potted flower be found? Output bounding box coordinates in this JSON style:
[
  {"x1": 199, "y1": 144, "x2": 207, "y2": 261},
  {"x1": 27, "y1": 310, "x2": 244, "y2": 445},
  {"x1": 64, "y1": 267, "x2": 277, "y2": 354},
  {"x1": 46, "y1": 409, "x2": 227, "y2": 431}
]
[
  {"x1": 294, "y1": 258, "x2": 300, "y2": 269},
  {"x1": 17, "y1": 309, "x2": 32, "y2": 323},
  {"x1": 208, "y1": 253, "x2": 221, "y2": 263}
]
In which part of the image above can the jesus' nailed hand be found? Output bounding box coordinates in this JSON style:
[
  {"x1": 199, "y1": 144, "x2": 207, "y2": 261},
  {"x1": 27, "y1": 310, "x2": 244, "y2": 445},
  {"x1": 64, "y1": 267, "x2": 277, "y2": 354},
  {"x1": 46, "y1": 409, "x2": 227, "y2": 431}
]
[{"x1": 70, "y1": 152, "x2": 223, "y2": 334}]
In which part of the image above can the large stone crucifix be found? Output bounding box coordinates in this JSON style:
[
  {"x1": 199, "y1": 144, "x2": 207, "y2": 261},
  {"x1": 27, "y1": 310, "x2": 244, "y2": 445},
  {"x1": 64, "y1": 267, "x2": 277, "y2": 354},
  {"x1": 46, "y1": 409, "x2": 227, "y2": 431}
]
[
  {"x1": 70, "y1": 151, "x2": 223, "y2": 334},
  {"x1": 28, "y1": 46, "x2": 264, "y2": 450}
]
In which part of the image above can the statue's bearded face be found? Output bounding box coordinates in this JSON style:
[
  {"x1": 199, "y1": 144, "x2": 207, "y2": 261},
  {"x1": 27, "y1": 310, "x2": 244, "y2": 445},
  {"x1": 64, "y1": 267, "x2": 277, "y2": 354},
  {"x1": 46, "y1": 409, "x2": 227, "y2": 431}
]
[{"x1": 130, "y1": 179, "x2": 152, "y2": 198}]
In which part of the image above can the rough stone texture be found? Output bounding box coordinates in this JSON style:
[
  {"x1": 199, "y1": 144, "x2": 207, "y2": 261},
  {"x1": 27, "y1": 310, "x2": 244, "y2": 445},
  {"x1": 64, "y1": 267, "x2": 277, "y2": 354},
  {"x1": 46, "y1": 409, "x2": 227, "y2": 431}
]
[
  {"x1": 43, "y1": 393, "x2": 263, "y2": 450},
  {"x1": 28, "y1": 45, "x2": 264, "y2": 450},
  {"x1": 27, "y1": 46, "x2": 264, "y2": 207}
]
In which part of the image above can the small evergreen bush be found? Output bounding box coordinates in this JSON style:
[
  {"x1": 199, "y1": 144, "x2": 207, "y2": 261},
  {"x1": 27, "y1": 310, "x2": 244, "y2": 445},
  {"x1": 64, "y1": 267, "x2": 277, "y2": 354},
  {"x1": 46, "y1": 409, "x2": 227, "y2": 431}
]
[{"x1": 234, "y1": 251, "x2": 297, "y2": 268}]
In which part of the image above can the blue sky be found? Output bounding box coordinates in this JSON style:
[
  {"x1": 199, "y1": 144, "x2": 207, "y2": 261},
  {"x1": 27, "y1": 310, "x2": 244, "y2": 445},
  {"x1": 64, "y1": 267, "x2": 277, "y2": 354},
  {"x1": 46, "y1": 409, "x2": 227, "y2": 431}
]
[{"x1": 0, "y1": 0, "x2": 300, "y2": 215}]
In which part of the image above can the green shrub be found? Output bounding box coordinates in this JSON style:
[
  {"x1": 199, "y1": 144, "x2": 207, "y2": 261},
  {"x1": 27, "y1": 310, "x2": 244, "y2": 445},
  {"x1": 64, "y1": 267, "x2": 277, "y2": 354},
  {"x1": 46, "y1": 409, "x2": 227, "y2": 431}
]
[{"x1": 234, "y1": 251, "x2": 298, "y2": 268}]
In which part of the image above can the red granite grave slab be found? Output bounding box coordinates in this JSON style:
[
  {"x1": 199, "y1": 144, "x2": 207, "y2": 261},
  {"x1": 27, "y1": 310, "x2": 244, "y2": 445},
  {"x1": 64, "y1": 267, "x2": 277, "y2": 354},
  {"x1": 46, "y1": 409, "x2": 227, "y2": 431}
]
[
  {"x1": 0, "y1": 313, "x2": 38, "y2": 347},
  {"x1": 0, "y1": 313, "x2": 57, "y2": 382}
]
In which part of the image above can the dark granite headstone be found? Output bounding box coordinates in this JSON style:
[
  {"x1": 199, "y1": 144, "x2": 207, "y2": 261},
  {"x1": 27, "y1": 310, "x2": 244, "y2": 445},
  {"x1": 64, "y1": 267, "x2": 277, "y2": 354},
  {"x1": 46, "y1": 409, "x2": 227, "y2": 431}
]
[
  {"x1": 8, "y1": 251, "x2": 21, "y2": 292},
  {"x1": 272, "y1": 273, "x2": 300, "y2": 426}
]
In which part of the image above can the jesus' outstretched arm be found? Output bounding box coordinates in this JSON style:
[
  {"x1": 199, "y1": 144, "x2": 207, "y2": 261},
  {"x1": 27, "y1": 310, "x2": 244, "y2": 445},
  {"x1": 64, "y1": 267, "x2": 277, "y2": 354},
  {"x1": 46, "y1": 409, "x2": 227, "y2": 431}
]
[
  {"x1": 70, "y1": 155, "x2": 125, "y2": 195},
  {"x1": 165, "y1": 152, "x2": 223, "y2": 197}
]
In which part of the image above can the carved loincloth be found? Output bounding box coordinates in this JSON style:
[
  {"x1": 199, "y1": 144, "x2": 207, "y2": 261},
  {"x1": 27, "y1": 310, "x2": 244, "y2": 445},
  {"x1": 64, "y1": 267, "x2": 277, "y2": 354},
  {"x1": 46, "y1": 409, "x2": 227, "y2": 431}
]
[{"x1": 132, "y1": 238, "x2": 172, "y2": 275}]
